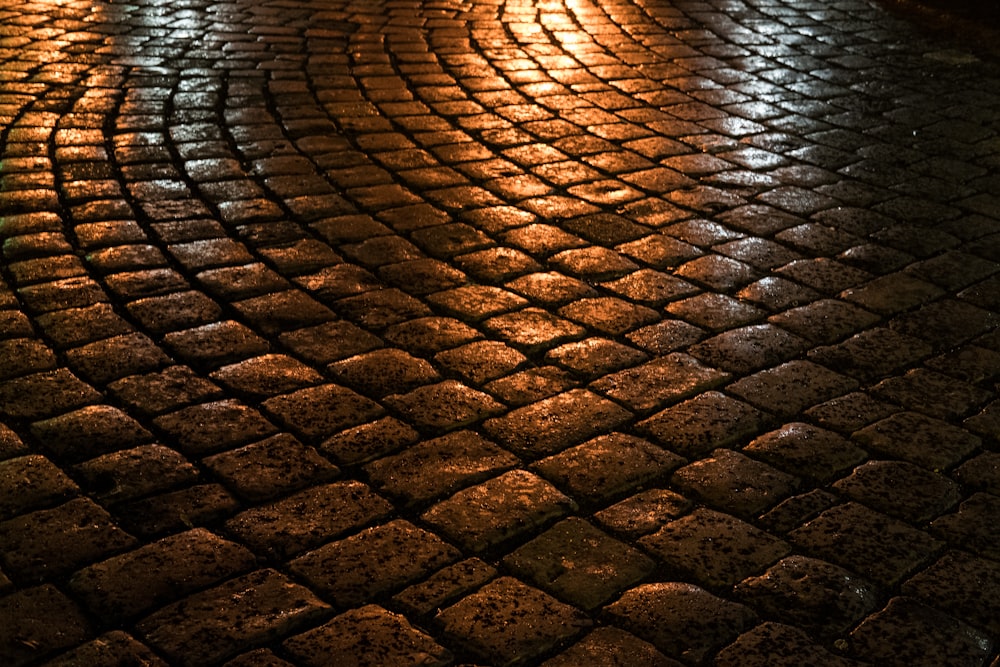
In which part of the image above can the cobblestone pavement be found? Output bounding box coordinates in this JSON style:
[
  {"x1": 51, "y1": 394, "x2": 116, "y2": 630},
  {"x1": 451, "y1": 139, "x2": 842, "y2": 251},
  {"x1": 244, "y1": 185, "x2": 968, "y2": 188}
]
[{"x1": 1, "y1": 0, "x2": 1000, "y2": 664}]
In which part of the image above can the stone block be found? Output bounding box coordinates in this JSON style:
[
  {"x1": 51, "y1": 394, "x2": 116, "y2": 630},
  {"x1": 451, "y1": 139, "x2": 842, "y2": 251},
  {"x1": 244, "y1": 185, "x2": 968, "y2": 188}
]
[
  {"x1": 790, "y1": 503, "x2": 942, "y2": 587},
  {"x1": 604, "y1": 582, "x2": 756, "y2": 664},
  {"x1": 289, "y1": 519, "x2": 460, "y2": 606},
  {"x1": 138, "y1": 569, "x2": 330, "y2": 666},
  {"x1": 503, "y1": 518, "x2": 655, "y2": 610},
  {"x1": 68, "y1": 528, "x2": 256, "y2": 621},
  {"x1": 0, "y1": 498, "x2": 136, "y2": 581},
  {"x1": 284, "y1": 605, "x2": 450, "y2": 667},
  {"x1": 0, "y1": 585, "x2": 90, "y2": 667},
  {"x1": 639, "y1": 508, "x2": 789, "y2": 588},
  {"x1": 421, "y1": 470, "x2": 577, "y2": 553},
  {"x1": 436, "y1": 577, "x2": 590, "y2": 666},
  {"x1": 225, "y1": 481, "x2": 392, "y2": 558}
]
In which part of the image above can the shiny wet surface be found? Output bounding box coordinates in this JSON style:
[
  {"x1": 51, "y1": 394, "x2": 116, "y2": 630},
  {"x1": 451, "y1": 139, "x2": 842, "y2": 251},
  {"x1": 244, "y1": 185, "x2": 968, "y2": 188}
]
[{"x1": 1, "y1": 0, "x2": 1000, "y2": 665}]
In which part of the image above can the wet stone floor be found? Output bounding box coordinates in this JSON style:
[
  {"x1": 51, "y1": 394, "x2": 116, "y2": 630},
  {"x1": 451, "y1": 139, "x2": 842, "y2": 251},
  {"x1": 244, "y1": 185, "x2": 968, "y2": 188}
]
[{"x1": 1, "y1": 0, "x2": 1000, "y2": 665}]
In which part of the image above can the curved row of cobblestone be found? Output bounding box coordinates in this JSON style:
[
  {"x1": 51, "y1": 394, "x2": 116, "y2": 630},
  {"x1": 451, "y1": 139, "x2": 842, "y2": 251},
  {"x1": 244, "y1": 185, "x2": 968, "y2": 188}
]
[{"x1": 2, "y1": 0, "x2": 1000, "y2": 665}]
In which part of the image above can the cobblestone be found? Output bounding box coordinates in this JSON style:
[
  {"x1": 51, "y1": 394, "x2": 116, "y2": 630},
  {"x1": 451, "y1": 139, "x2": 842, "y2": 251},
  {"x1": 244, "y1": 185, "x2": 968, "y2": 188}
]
[
  {"x1": 640, "y1": 508, "x2": 790, "y2": 588},
  {"x1": 715, "y1": 622, "x2": 861, "y2": 667},
  {"x1": 849, "y1": 597, "x2": 993, "y2": 666},
  {"x1": 2, "y1": 0, "x2": 1000, "y2": 663},
  {"x1": 43, "y1": 632, "x2": 167, "y2": 667},
  {"x1": 284, "y1": 604, "x2": 451, "y2": 667},
  {"x1": 436, "y1": 577, "x2": 590, "y2": 666},
  {"x1": 0, "y1": 498, "x2": 136, "y2": 582},
  {"x1": 503, "y1": 517, "x2": 655, "y2": 610},
  {"x1": 289, "y1": 519, "x2": 460, "y2": 607},
  {"x1": 0, "y1": 455, "x2": 78, "y2": 520},
  {"x1": 137, "y1": 569, "x2": 330, "y2": 667},
  {"x1": 604, "y1": 582, "x2": 757, "y2": 664},
  {"x1": 68, "y1": 528, "x2": 256, "y2": 622},
  {"x1": 0, "y1": 585, "x2": 90, "y2": 667},
  {"x1": 734, "y1": 555, "x2": 881, "y2": 639},
  {"x1": 790, "y1": 502, "x2": 944, "y2": 588}
]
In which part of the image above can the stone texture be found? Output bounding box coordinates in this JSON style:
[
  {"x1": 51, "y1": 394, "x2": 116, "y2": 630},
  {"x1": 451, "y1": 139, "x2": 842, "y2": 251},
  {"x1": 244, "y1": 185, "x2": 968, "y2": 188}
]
[
  {"x1": 225, "y1": 482, "x2": 392, "y2": 558},
  {"x1": 114, "y1": 484, "x2": 241, "y2": 539},
  {"x1": 163, "y1": 320, "x2": 270, "y2": 369},
  {"x1": 482, "y1": 307, "x2": 587, "y2": 351},
  {"x1": 484, "y1": 365, "x2": 579, "y2": 407},
  {"x1": 421, "y1": 470, "x2": 577, "y2": 553},
  {"x1": 687, "y1": 324, "x2": 810, "y2": 374},
  {"x1": 0, "y1": 454, "x2": 79, "y2": 520},
  {"x1": 137, "y1": 569, "x2": 330, "y2": 667},
  {"x1": 153, "y1": 400, "x2": 278, "y2": 456},
  {"x1": 734, "y1": 555, "x2": 881, "y2": 638},
  {"x1": 435, "y1": 339, "x2": 529, "y2": 385},
  {"x1": 558, "y1": 296, "x2": 660, "y2": 336},
  {"x1": 107, "y1": 366, "x2": 223, "y2": 416},
  {"x1": 2, "y1": 2, "x2": 1000, "y2": 663},
  {"x1": 202, "y1": 433, "x2": 339, "y2": 502},
  {"x1": 872, "y1": 367, "x2": 992, "y2": 420},
  {"x1": 853, "y1": 411, "x2": 981, "y2": 471},
  {"x1": 671, "y1": 449, "x2": 799, "y2": 518},
  {"x1": 209, "y1": 354, "x2": 324, "y2": 398},
  {"x1": 604, "y1": 582, "x2": 757, "y2": 664},
  {"x1": 931, "y1": 493, "x2": 1000, "y2": 560},
  {"x1": 364, "y1": 430, "x2": 519, "y2": 507},
  {"x1": 393, "y1": 558, "x2": 498, "y2": 618},
  {"x1": 952, "y1": 451, "x2": 1000, "y2": 495},
  {"x1": 966, "y1": 399, "x2": 1000, "y2": 439},
  {"x1": 0, "y1": 369, "x2": 102, "y2": 420},
  {"x1": 637, "y1": 391, "x2": 767, "y2": 458},
  {"x1": 68, "y1": 528, "x2": 256, "y2": 622},
  {"x1": 804, "y1": 391, "x2": 898, "y2": 434},
  {"x1": 262, "y1": 384, "x2": 384, "y2": 442},
  {"x1": 44, "y1": 631, "x2": 168, "y2": 667},
  {"x1": 544, "y1": 337, "x2": 649, "y2": 379},
  {"x1": 849, "y1": 597, "x2": 992, "y2": 666},
  {"x1": 727, "y1": 360, "x2": 859, "y2": 416},
  {"x1": 384, "y1": 379, "x2": 505, "y2": 431},
  {"x1": 760, "y1": 490, "x2": 840, "y2": 535},
  {"x1": 532, "y1": 433, "x2": 684, "y2": 508},
  {"x1": 715, "y1": 622, "x2": 862, "y2": 667},
  {"x1": 790, "y1": 503, "x2": 943, "y2": 587},
  {"x1": 483, "y1": 389, "x2": 632, "y2": 458},
  {"x1": 436, "y1": 577, "x2": 591, "y2": 666},
  {"x1": 832, "y1": 460, "x2": 962, "y2": 523},
  {"x1": 0, "y1": 585, "x2": 91, "y2": 667},
  {"x1": 284, "y1": 605, "x2": 452, "y2": 667},
  {"x1": 808, "y1": 328, "x2": 933, "y2": 383},
  {"x1": 318, "y1": 416, "x2": 419, "y2": 465},
  {"x1": 66, "y1": 332, "x2": 171, "y2": 385},
  {"x1": 890, "y1": 299, "x2": 1000, "y2": 351},
  {"x1": 639, "y1": 508, "x2": 790, "y2": 588},
  {"x1": 744, "y1": 422, "x2": 867, "y2": 483},
  {"x1": 289, "y1": 520, "x2": 460, "y2": 607},
  {"x1": 590, "y1": 353, "x2": 730, "y2": 413},
  {"x1": 503, "y1": 518, "x2": 655, "y2": 610},
  {"x1": 768, "y1": 298, "x2": 880, "y2": 345},
  {"x1": 903, "y1": 550, "x2": 1000, "y2": 637},
  {"x1": 541, "y1": 627, "x2": 682, "y2": 667},
  {"x1": 0, "y1": 498, "x2": 136, "y2": 581},
  {"x1": 583, "y1": 484, "x2": 688, "y2": 540},
  {"x1": 72, "y1": 444, "x2": 198, "y2": 505}
]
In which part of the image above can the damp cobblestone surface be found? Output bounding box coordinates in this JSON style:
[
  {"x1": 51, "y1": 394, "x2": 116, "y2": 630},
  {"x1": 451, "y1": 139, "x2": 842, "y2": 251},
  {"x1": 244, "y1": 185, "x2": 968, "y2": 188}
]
[{"x1": 1, "y1": 0, "x2": 1000, "y2": 665}]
